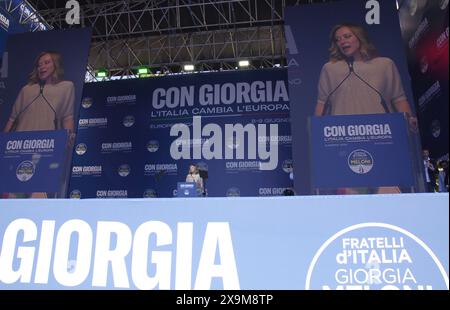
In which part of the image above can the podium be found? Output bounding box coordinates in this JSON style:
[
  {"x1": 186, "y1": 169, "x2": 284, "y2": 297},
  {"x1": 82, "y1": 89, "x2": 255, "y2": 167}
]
[
  {"x1": 0, "y1": 130, "x2": 70, "y2": 197},
  {"x1": 177, "y1": 182, "x2": 200, "y2": 197},
  {"x1": 308, "y1": 113, "x2": 420, "y2": 194}
]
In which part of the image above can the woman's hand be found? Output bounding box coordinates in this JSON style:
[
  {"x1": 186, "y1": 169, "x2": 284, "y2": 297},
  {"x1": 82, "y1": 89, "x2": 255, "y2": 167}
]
[{"x1": 407, "y1": 115, "x2": 418, "y2": 133}]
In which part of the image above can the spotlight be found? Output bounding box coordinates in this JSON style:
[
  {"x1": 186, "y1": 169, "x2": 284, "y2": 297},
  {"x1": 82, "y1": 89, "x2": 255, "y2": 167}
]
[
  {"x1": 96, "y1": 69, "x2": 108, "y2": 78},
  {"x1": 137, "y1": 66, "x2": 152, "y2": 78},
  {"x1": 184, "y1": 64, "x2": 195, "y2": 71},
  {"x1": 238, "y1": 60, "x2": 250, "y2": 68}
]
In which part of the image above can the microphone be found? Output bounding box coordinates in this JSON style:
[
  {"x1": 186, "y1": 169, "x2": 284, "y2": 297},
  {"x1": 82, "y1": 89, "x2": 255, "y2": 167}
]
[
  {"x1": 39, "y1": 79, "x2": 45, "y2": 94},
  {"x1": 351, "y1": 65, "x2": 390, "y2": 113},
  {"x1": 321, "y1": 59, "x2": 354, "y2": 116},
  {"x1": 39, "y1": 81, "x2": 59, "y2": 129},
  {"x1": 346, "y1": 56, "x2": 354, "y2": 72}
]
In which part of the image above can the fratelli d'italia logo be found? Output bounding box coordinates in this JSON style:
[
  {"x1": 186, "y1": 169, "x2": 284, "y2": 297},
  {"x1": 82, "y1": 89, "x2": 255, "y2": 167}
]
[
  {"x1": 226, "y1": 187, "x2": 241, "y2": 197},
  {"x1": 81, "y1": 97, "x2": 93, "y2": 109},
  {"x1": 16, "y1": 161, "x2": 35, "y2": 182},
  {"x1": 147, "y1": 140, "x2": 159, "y2": 153},
  {"x1": 305, "y1": 223, "x2": 449, "y2": 290},
  {"x1": 70, "y1": 190, "x2": 81, "y2": 199},
  {"x1": 123, "y1": 115, "x2": 135, "y2": 128},
  {"x1": 282, "y1": 159, "x2": 293, "y2": 173},
  {"x1": 118, "y1": 164, "x2": 131, "y2": 177},
  {"x1": 348, "y1": 149, "x2": 374, "y2": 174},
  {"x1": 143, "y1": 189, "x2": 157, "y2": 198}
]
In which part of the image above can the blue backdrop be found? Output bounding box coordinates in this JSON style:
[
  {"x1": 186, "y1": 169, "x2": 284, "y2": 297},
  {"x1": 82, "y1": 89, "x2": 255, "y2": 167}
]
[
  {"x1": 1, "y1": 1, "x2": 44, "y2": 60},
  {"x1": 69, "y1": 69, "x2": 293, "y2": 198},
  {"x1": 310, "y1": 113, "x2": 415, "y2": 189}
]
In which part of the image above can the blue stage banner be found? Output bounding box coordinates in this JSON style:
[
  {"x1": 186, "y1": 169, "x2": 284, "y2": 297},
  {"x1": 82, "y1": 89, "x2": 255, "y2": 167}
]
[
  {"x1": 310, "y1": 113, "x2": 415, "y2": 189},
  {"x1": 0, "y1": 130, "x2": 68, "y2": 193},
  {"x1": 70, "y1": 69, "x2": 293, "y2": 198},
  {"x1": 0, "y1": 194, "x2": 448, "y2": 290}
]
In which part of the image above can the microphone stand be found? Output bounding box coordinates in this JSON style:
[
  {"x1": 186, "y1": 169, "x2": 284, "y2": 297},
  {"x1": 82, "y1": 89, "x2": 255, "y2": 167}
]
[
  {"x1": 347, "y1": 57, "x2": 390, "y2": 113},
  {"x1": 9, "y1": 92, "x2": 42, "y2": 132},
  {"x1": 40, "y1": 82, "x2": 59, "y2": 129},
  {"x1": 352, "y1": 71, "x2": 390, "y2": 113},
  {"x1": 9, "y1": 81, "x2": 58, "y2": 132}
]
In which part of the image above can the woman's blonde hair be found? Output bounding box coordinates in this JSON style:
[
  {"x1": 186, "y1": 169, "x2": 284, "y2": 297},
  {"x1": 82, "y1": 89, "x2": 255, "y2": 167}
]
[
  {"x1": 28, "y1": 51, "x2": 64, "y2": 85},
  {"x1": 329, "y1": 23, "x2": 378, "y2": 62},
  {"x1": 189, "y1": 164, "x2": 199, "y2": 173}
]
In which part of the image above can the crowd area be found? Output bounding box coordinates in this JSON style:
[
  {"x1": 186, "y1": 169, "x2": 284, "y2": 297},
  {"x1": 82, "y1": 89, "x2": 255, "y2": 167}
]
[{"x1": 423, "y1": 149, "x2": 449, "y2": 193}]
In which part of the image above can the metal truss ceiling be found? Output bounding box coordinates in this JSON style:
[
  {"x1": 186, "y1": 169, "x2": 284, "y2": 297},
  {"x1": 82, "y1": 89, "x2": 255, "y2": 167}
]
[{"x1": 20, "y1": 0, "x2": 333, "y2": 78}]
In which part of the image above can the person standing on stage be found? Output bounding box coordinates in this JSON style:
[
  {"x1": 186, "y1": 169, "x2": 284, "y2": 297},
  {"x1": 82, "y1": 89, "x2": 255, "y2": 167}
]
[{"x1": 186, "y1": 164, "x2": 204, "y2": 196}]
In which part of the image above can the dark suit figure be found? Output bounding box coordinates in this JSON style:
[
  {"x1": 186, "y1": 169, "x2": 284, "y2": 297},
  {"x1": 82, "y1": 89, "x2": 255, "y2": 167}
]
[{"x1": 423, "y1": 149, "x2": 436, "y2": 193}]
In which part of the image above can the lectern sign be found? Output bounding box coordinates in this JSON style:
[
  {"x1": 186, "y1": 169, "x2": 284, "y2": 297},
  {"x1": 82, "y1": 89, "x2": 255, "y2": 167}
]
[
  {"x1": 0, "y1": 130, "x2": 68, "y2": 193},
  {"x1": 310, "y1": 113, "x2": 415, "y2": 189}
]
